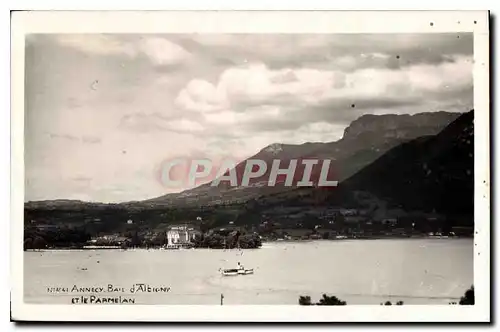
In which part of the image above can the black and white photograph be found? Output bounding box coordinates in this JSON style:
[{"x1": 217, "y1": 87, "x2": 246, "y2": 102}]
[{"x1": 10, "y1": 10, "x2": 490, "y2": 322}]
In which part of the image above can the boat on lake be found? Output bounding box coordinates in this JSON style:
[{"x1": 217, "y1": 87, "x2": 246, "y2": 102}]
[
  {"x1": 238, "y1": 268, "x2": 254, "y2": 275},
  {"x1": 221, "y1": 269, "x2": 239, "y2": 276},
  {"x1": 220, "y1": 265, "x2": 254, "y2": 276},
  {"x1": 221, "y1": 268, "x2": 254, "y2": 276}
]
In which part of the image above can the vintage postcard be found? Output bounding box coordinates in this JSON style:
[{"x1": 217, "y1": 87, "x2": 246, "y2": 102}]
[{"x1": 10, "y1": 10, "x2": 490, "y2": 322}]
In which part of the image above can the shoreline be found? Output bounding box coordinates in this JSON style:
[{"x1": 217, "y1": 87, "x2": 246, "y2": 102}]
[{"x1": 24, "y1": 236, "x2": 473, "y2": 252}]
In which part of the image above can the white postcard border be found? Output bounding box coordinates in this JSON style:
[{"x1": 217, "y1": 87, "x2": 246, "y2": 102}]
[{"x1": 10, "y1": 10, "x2": 490, "y2": 322}]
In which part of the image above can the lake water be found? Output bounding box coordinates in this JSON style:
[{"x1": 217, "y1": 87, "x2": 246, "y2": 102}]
[{"x1": 24, "y1": 239, "x2": 473, "y2": 305}]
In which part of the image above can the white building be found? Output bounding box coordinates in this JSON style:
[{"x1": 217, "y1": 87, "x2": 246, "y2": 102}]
[{"x1": 167, "y1": 225, "x2": 199, "y2": 246}]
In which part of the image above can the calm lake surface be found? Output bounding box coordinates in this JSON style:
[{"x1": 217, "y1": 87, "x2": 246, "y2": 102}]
[{"x1": 24, "y1": 239, "x2": 473, "y2": 305}]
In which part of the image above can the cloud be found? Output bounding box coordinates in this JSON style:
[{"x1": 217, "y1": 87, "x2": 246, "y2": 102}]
[
  {"x1": 25, "y1": 33, "x2": 474, "y2": 202},
  {"x1": 48, "y1": 133, "x2": 79, "y2": 142},
  {"x1": 52, "y1": 34, "x2": 137, "y2": 57},
  {"x1": 137, "y1": 37, "x2": 192, "y2": 66},
  {"x1": 48, "y1": 133, "x2": 102, "y2": 144},
  {"x1": 119, "y1": 113, "x2": 205, "y2": 134},
  {"x1": 174, "y1": 55, "x2": 472, "y2": 132},
  {"x1": 82, "y1": 136, "x2": 102, "y2": 144},
  {"x1": 53, "y1": 34, "x2": 191, "y2": 66},
  {"x1": 182, "y1": 33, "x2": 473, "y2": 70},
  {"x1": 72, "y1": 176, "x2": 92, "y2": 183},
  {"x1": 175, "y1": 79, "x2": 228, "y2": 112},
  {"x1": 166, "y1": 118, "x2": 205, "y2": 133}
]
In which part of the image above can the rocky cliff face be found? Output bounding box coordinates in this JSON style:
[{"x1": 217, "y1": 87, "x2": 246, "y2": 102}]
[
  {"x1": 341, "y1": 110, "x2": 474, "y2": 219},
  {"x1": 149, "y1": 111, "x2": 464, "y2": 206},
  {"x1": 342, "y1": 111, "x2": 461, "y2": 140},
  {"x1": 242, "y1": 110, "x2": 474, "y2": 225},
  {"x1": 303, "y1": 111, "x2": 462, "y2": 181}
]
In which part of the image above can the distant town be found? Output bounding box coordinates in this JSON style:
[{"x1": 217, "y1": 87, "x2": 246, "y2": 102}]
[{"x1": 24, "y1": 206, "x2": 473, "y2": 251}]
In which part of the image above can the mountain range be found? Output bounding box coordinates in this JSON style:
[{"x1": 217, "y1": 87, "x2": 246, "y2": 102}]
[
  {"x1": 25, "y1": 110, "x2": 473, "y2": 228},
  {"x1": 145, "y1": 111, "x2": 462, "y2": 207},
  {"x1": 239, "y1": 110, "x2": 474, "y2": 225}
]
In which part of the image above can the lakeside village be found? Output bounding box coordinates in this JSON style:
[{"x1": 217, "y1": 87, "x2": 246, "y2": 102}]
[{"x1": 24, "y1": 207, "x2": 473, "y2": 250}]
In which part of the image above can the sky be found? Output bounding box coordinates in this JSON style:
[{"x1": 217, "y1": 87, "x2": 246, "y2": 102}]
[{"x1": 24, "y1": 33, "x2": 473, "y2": 203}]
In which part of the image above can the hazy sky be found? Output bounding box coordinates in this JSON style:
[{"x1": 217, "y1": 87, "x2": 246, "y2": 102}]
[{"x1": 25, "y1": 33, "x2": 473, "y2": 202}]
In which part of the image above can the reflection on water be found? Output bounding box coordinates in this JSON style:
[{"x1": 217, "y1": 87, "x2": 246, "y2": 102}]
[{"x1": 24, "y1": 239, "x2": 473, "y2": 305}]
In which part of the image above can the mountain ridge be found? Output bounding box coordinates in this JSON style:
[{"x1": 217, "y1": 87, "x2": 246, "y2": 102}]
[
  {"x1": 145, "y1": 110, "x2": 462, "y2": 206},
  {"x1": 240, "y1": 110, "x2": 474, "y2": 225},
  {"x1": 26, "y1": 110, "x2": 464, "y2": 209}
]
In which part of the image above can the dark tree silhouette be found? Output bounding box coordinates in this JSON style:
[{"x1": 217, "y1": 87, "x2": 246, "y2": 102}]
[
  {"x1": 459, "y1": 285, "x2": 474, "y2": 305},
  {"x1": 298, "y1": 296, "x2": 312, "y2": 305},
  {"x1": 380, "y1": 300, "x2": 403, "y2": 305},
  {"x1": 316, "y1": 294, "x2": 347, "y2": 306},
  {"x1": 298, "y1": 294, "x2": 347, "y2": 305}
]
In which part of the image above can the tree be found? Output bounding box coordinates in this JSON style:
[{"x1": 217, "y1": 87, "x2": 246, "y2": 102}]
[
  {"x1": 298, "y1": 294, "x2": 347, "y2": 305},
  {"x1": 381, "y1": 300, "x2": 404, "y2": 305},
  {"x1": 316, "y1": 294, "x2": 347, "y2": 306},
  {"x1": 200, "y1": 221, "x2": 211, "y2": 234},
  {"x1": 238, "y1": 233, "x2": 262, "y2": 249},
  {"x1": 298, "y1": 296, "x2": 312, "y2": 305},
  {"x1": 130, "y1": 231, "x2": 142, "y2": 247},
  {"x1": 459, "y1": 285, "x2": 474, "y2": 305}
]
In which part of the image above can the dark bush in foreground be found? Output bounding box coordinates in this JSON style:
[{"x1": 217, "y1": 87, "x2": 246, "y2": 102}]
[
  {"x1": 298, "y1": 294, "x2": 346, "y2": 305},
  {"x1": 459, "y1": 285, "x2": 474, "y2": 305},
  {"x1": 380, "y1": 301, "x2": 404, "y2": 305},
  {"x1": 301, "y1": 285, "x2": 474, "y2": 306},
  {"x1": 298, "y1": 296, "x2": 312, "y2": 305},
  {"x1": 317, "y1": 294, "x2": 347, "y2": 305}
]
